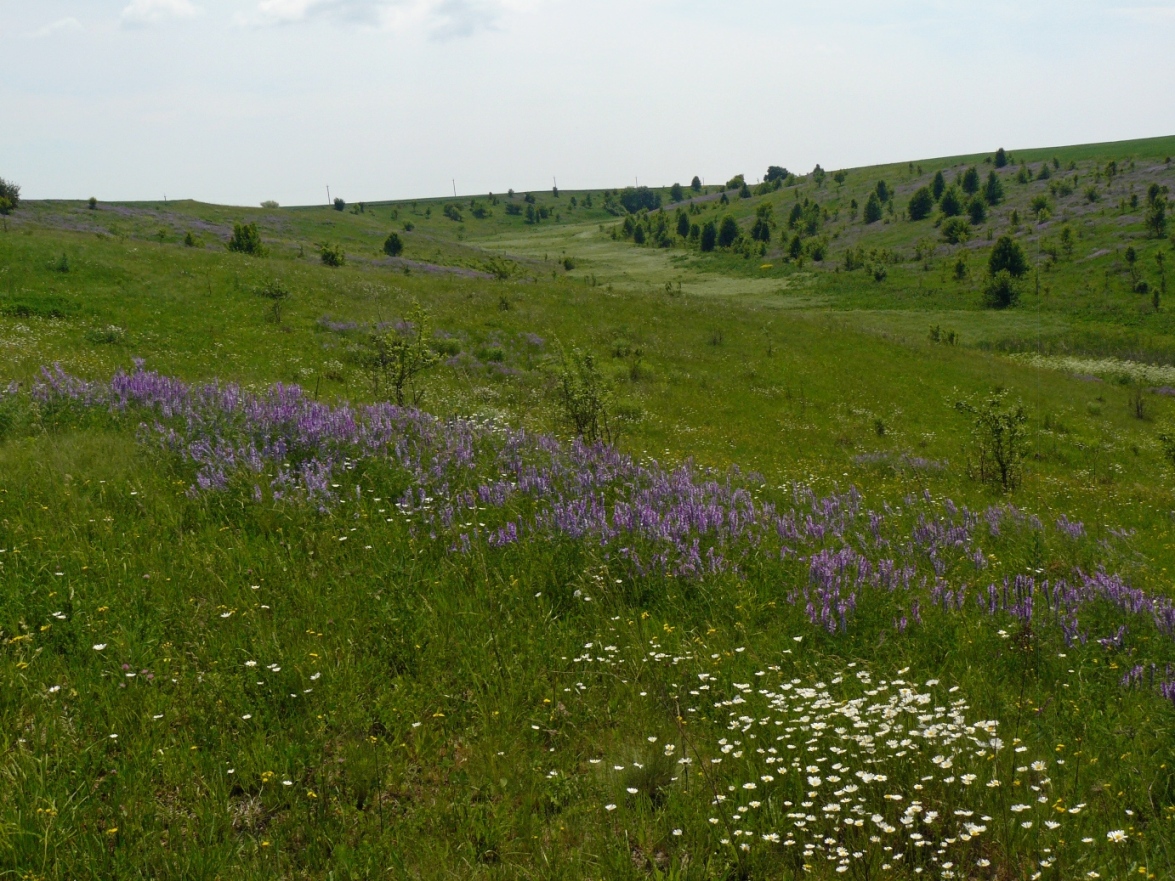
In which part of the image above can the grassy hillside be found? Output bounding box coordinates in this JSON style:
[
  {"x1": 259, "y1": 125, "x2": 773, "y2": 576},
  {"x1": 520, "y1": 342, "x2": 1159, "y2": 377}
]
[{"x1": 2, "y1": 136, "x2": 1175, "y2": 880}]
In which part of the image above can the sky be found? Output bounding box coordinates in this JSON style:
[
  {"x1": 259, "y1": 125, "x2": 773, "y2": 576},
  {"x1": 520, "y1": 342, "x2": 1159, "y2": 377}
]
[{"x1": 2, "y1": 0, "x2": 1174, "y2": 206}]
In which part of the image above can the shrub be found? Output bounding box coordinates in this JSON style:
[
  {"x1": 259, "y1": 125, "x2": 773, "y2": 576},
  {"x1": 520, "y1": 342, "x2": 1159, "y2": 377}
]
[
  {"x1": 725, "y1": 174, "x2": 746, "y2": 191},
  {"x1": 941, "y1": 217, "x2": 972, "y2": 245},
  {"x1": 738, "y1": 183, "x2": 752, "y2": 199},
  {"x1": 994, "y1": 147, "x2": 1008, "y2": 168},
  {"x1": 811, "y1": 165, "x2": 826, "y2": 187},
  {"x1": 183, "y1": 231, "x2": 197, "y2": 247},
  {"x1": 984, "y1": 170, "x2": 1004, "y2": 205},
  {"x1": 907, "y1": 187, "x2": 934, "y2": 221},
  {"x1": 333, "y1": 197, "x2": 345, "y2": 211},
  {"x1": 0, "y1": 177, "x2": 19, "y2": 212},
  {"x1": 505, "y1": 203, "x2": 522, "y2": 216},
  {"x1": 1029, "y1": 194, "x2": 1052, "y2": 220},
  {"x1": 765, "y1": 166, "x2": 789, "y2": 183},
  {"x1": 787, "y1": 233, "x2": 803, "y2": 261},
  {"x1": 88, "y1": 197, "x2": 98, "y2": 210},
  {"x1": 939, "y1": 186, "x2": 963, "y2": 217},
  {"x1": 260, "y1": 200, "x2": 279, "y2": 209},
  {"x1": 443, "y1": 204, "x2": 464, "y2": 222},
  {"x1": 967, "y1": 196, "x2": 987, "y2": 225},
  {"x1": 982, "y1": 270, "x2": 1021, "y2": 309},
  {"x1": 1084, "y1": 185, "x2": 1100, "y2": 203},
  {"x1": 988, "y1": 235, "x2": 1029, "y2": 277},
  {"x1": 256, "y1": 280, "x2": 291, "y2": 324},
  {"x1": 690, "y1": 176, "x2": 702, "y2": 192},
  {"x1": 554, "y1": 346, "x2": 614, "y2": 444},
  {"x1": 320, "y1": 243, "x2": 345, "y2": 267},
  {"x1": 717, "y1": 215, "x2": 740, "y2": 248},
  {"x1": 962, "y1": 167, "x2": 980, "y2": 195},
  {"x1": 383, "y1": 232, "x2": 404, "y2": 257},
  {"x1": 956, "y1": 389, "x2": 1028, "y2": 491},
  {"x1": 227, "y1": 222, "x2": 265, "y2": 256},
  {"x1": 676, "y1": 210, "x2": 690, "y2": 238},
  {"x1": 1146, "y1": 197, "x2": 1168, "y2": 238},
  {"x1": 360, "y1": 305, "x2": 440, "y2": 405},
  {"x1": 875, "y1": 181, "x2": 890, "y2": 203},
  {"x1": 670, "y1": 182, "x2": 684, "y2": 203},
  {"x1": 863, "y1": 192, "x2": 883, "y2": 224}
]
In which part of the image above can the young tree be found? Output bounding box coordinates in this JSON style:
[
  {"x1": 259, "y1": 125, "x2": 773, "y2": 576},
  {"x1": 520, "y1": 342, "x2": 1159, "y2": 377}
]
[
  {"x1": 676, "y1": 209, "x2": 690, "y2": 238},
  {"x1": 320, "y1": 243, "x2": 345, "y2": 267},
  {"x1": 1146, "y1": 193, "x2": 1168, "y2": 238},
  {"x1": 255, "y1": 280, "x2": 291, "y2": 324},
  {"x1": 699, "y1": 220, "x2": 717, "y2": 252},
  {"x1": 717, "y1": 215, "x2": 740, "y2": 248},
  {"x1": 670, "y1": 182, "x2": 684, "y2": 203},
  {"x1": 955, "y1": 389, "x2": 1028, "y2": 490},
  {"x1": 750, "y1": 203, "x2": 773, "y2": 243},
  {"x1": 983, "y1": 270, "x2": 1021, "y2": 309},
  {"x1": 227, "y1": 222, "x2": 265, "y2": 256},
  {"x1": 832, "y1": 170, "x2": 849, "y2": 187},
  {"x1": 690, "y1": 176, "x2": 702, "y2": 192},
  {"x1": 967, "y1": 195, "x2": 987, "y2": 225},
  {"x1": 984, "y1": 170, "x2": 1005, "y2": 205},
  {"x1": 941, "y1": 217, "x2": 972, "y2": 245},
  {"x1": 0, "y1": 177, "x2": 19, "y2": 213},
  {"x1": 811, "y1": 164, "x2": 826, "y2": 187},
  {"x1": 988, "y1": 234, "x2": 1029, "y2": 278},
  {"x1": 787, "y1": 233, "x2": 803, "y2": 261},
  {"x1": 333, "y1": 197, "x2": 346, "y2": 211},
  {"x1": 725, "y1": 174, "x2": 746, "y2": 191},
  {"x1": 962, "y1": 166, "x2": 981, "y2": 195},
  {"x1": 765, "y1": 165, "x2": 789, "y2": 183},
  {"x1": 863, "y1": 192, "x2": 883, "y2": 224},
  {"x1": 994, "y1": 148, "x2": 1009, "y2": 168},
  {"x1": 362, "y1": 305, "x2": 440, "y2": 406},
  {"x1": 907, "y1": 186, "x2": 934, "y2": 221},
  {"x1": 383, "y1": 232, "x2": 404, "y2": 257},
  {"x1": 875, "y1": 180, "x2": 891, "y2": 203},
  {"x1": 939, "y1": 186, "x2": 963, "y2": 218},
  {"x1": 931, "y1": 170, "x2": 946, "y2": 201}
]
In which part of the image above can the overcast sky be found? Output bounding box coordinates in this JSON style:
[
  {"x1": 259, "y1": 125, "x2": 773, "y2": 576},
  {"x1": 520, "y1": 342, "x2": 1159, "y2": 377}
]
[{"x1": 3, "y1": 1, "x2": 1174, "y2": 205}]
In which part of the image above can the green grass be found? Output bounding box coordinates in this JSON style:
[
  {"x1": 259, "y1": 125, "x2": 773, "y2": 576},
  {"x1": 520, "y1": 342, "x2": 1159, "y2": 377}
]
[{"x1": 3, "y1": 135, "x2": 1175, "y2": 879}]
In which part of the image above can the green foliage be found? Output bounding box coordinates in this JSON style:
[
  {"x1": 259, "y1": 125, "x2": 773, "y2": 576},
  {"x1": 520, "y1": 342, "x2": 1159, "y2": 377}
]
[
  {"x1": 444, "y1": 204, "x2": 464, "y2": 222},
  {"x1": 956, "y1": 389, "x2": 1029, "y2": 490},
  {"x1": 875, "y1": 180, "x2": 890, "y2": 203},
  {"x1": 88, "y1": 197, "x2": 98, "y2": 210},
  {"x1": 939, "y1": 186, "x2": 963, "y2": 218},
  {"x1": 832, "y1": 169, "x2": 849, "y2": 186},
  {"x1": 1029, "y1": 194, "x2": 1053, "y2": 221},
  {"x1": 383, "y1": 232, "x2": 404, "y2": 257},
  {"x1": 619, "y1": 187, "x2": 661, "y2": 214},
  {"x1": 227, "y1": 222, "x2": 265, "y2": 256},
  {"x1": 260, "y1": 200, "x2": 279, "y2": 209},
  {"x1": 863, "y1": 192, "x2": 883, "y2": 224},
  {"x1": 983, "y1": 269, "x2": 1021, "y2": 309},
  {"x1": 764, "y1": 166, "x2": 789, "y2": 183},
  {"x1": 962, "y1": 166, "x2": 981, "y2": 195},
  {"x1": 183, "y1": 231, "x2": 197, "y2": 247},
  {"x1": 717, "y1": 215, "x2": 740, "y2": 249},
  {"x1": 676, "y1": 209, "x2": 690, "y2": 238},
  {"x1": 333, "y1": 197, "x2": 345, "y2": 211},
  {"x1": 907, "y1": 186, "x2": 934, "y2": 221},
  {"x1": 994, "y1": 147, "x2": 1008, "y2": 168},
  {"x1": 1146, "y1": 194, "x2": 1168, "y2": 238},
  {"x1": 320, "y1": 243, "x2": 345, "y2": 267},
  {"x1": 811, "y1": 164, "x2": 826, "y2": 187},
  {"x1": 941, "y1": 217, "x2": 972, "y2": 245},
  {"x1": 984, "y1": 170, "x2": 1004, "y2": 205},
  {"x1": 669, "y1": 182, "x2": 684, "y2": 203},
  {"x1": 690, "y1": 175, "x2": 702, "y2": 191},
  {"x1": 725, "y1": 174, "x2": 746, "y2": 191},
  {"x1": 989, "y1": 235, "x2": 1029, "y2": 278}
]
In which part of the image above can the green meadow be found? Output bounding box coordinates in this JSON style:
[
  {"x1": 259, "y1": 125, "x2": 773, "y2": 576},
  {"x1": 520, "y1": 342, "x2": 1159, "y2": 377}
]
[{"x1": 2, "y1": 135, "x2": 1175, "y2": 880}]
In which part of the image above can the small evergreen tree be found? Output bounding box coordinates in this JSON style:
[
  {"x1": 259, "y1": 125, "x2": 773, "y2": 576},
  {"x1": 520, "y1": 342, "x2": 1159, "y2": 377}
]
[
  {"x1": 383, "y1": 232, "x2": 404, "y2": 257},
  {"x1": 863, "y1": 192, "x2": 883, "y2": 224},
  {"x1": 984, "y1": 170, "x2": 1004, "y2": 205},
  {"x1": 670, "y1": 182, "x2": 684, "y2": 203},
  {"x1": 967, "y1": 196, "x2": 987, "y2": 225},
  {"x1": 320, "y1": 243, "x2": 345, "y2": 267},
  {"x1": 227, "y1": 222, "x2": 265, "y2": 256},
  {"x1": 787, "y1": 233, "x2": 803, "y2": 261},
  {"x1": 939, "y1": 186, "x2": 963, "y2": 218},
  {"x1": 931, "y1": 170, "x2": 946, "y2": 201},
  {"x1": 907, "y1": 186, "x2": 934, "y2": 221},
  {"x1": 811, "y1": 165, "x2": 826, "y2": 187},
  {"x1": 333, "y1": 197, "x2": 346, "y2": 211},
  {"x1": 994, "y1": 148, "x2": 1008, "y2": 168},
  {"x1": 983, "y1": 270, "x2": 1021, "y2": 309},
  {"x1": 1145, "y1": 194, "x2": 1168, "y2": 238},
  {"x1": 962, "y1": 167, "x2": 981, "y2": 195},
  {"x1": 874, "y1": 181, "x2": 889, "y2": 203},
  {"x1": 717, "y1": 215, "x2": 740, "y2": 248},
  {"x1": 699, "y1": 220, "x2": 717, "y2": 252},
  {"x1": 690, "y1": 176, "x2": 702, "y2": 192},
  {"x1": 676, "y1": 209, "x2": 690, "y2": 238},
  {"x1": 988, "y1": 235, "x2": 1029, "y2": 278}
]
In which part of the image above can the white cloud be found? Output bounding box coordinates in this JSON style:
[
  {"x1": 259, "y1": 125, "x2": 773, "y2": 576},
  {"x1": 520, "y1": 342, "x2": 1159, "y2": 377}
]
[
  {"x1": 121, "y1": 0, "x2": 203, "y2": 26},
  {"x1": 250, "y1": 0, "x2": 510, "y2": 34},
  {"x1": 30, "y1": 17, "x2": 83, "y2": 38}
]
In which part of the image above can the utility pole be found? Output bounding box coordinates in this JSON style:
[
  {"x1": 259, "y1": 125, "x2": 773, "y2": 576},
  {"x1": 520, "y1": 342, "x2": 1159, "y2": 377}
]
[
  {"x1": 326, "y1": 185, "x2": 331, "y2": 206},
  {"x1": 452, "y1": 179, "x2": 457, "y2": 198}
]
